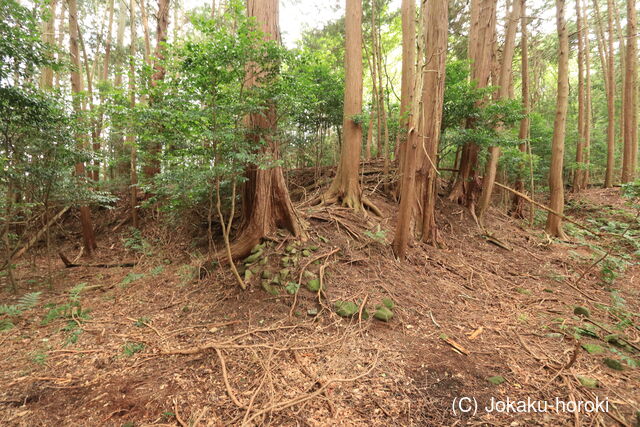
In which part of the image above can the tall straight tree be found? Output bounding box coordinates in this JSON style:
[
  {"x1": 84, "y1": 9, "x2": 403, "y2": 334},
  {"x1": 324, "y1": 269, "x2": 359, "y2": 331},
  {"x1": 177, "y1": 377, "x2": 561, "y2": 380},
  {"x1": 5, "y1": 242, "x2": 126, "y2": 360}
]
[
  {"x1": 323, "y1": 0, "x2": 379, "y2": 214},
  {"x1": 394, "y1": 0, "x2": 415, "y2": 194},
  {"x1": 478, "y1": 0, "x2": 522, "y2": 221},
  {"x1": 605, "y1": 0, "x2": 616, "y2": 187},
  {"x1": 546, "y1": 0, "x2": 569, "y2": 238},
  {"x1": 621, "y1": 0, "x2": 637, "y2": 182},
  {"x1": 419, "y1": 0, "x2": 448, "y2": 243},
  {"x1": 39, "y1": 0, "x2": 58, "y2": 89},
  {"x1": 511, "y1": 0, "x2": 529, "y2": 217},
  {"x1": 128, "y1": 0, "x2": 139, "y2": 228},
  {"x1": 231, "y1": 0, "x2": 301, "y2": 258},
  {"x1": 392, "y1": 0, "x2": 418, "y2": 258},
  {"x1": 68, "y1": 0, "x2": 97, "y2": 255},
  {"x1": 448, "y1": 0, "x2": 496, "y2": 206},
  {"x1": 573, "y1": 0, "x2": 586, "y2": 191},
  {"x1": 581, "y1": 0, "x2": 592, "y2": 189},
  {"x1": 143, "y1": 0, "x2": 171, "y2": 178}
]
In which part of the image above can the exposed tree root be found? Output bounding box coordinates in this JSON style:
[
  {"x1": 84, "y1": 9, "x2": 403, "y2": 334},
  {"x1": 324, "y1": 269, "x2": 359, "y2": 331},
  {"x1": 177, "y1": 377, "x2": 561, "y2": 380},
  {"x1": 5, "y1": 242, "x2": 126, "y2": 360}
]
[{"x1": 58, "y1": 252, "x2": 136, "y2": 268}]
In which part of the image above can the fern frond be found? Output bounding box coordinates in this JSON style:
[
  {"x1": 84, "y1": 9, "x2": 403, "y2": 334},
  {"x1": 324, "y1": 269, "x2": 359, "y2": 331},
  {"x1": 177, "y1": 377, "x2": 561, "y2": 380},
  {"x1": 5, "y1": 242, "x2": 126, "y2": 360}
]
[
  {"x1": 0, "y1": 319, "x2": 15, "y2": 331},
  {"x1": 69, "y1": 283, "x2": 87, "y2": 300},
  {"x1": 17, "y1": 292, "x2": 41, "y2": 310},
  {"x1": 0, "y1": 305, "x2": 22, "y2": 316}
]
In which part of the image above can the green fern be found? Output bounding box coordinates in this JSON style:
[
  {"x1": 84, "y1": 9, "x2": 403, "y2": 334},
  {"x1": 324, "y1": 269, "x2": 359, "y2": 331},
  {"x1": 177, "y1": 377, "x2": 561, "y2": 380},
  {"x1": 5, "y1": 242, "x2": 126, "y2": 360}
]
[
  {"x1": 0, "y1": 305, "x2": 22, "y2": 317},
  {"x1": 69, "y1": 283, "x2": 87, "y2": 301},
  {"x1": 17, "y1": 292, "x2": 41, "y2": 310},
  {"x1": 0, "y1": 319, "x2": 15, "y2": 331}
]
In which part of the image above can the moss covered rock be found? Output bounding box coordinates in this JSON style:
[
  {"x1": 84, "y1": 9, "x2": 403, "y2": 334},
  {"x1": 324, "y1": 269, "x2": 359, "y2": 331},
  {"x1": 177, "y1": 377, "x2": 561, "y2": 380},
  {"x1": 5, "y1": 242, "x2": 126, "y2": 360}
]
[{"x1": 334, "y1": 301, "x2": 359, "y2": 317}]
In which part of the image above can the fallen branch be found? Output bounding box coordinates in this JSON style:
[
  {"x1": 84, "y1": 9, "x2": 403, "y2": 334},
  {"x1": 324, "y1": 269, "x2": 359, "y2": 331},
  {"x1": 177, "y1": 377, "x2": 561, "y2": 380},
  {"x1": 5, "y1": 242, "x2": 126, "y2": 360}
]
[
  {"x1": 58, "y1": 252, "x2": 136, "y2": 268},
  {"x1": 2, "y1": 207, "x2": 70, "y2": 270},
  {"x1": 493, "y1": 182, "x2": 600, "y2": 237}
]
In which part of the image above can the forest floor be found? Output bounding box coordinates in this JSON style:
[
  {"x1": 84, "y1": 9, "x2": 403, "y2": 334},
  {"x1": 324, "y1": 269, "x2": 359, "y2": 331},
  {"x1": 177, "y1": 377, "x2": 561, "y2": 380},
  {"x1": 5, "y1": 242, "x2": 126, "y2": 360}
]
[{"x1": 1, "y1": 177, "x2": 639, "y2": 426}]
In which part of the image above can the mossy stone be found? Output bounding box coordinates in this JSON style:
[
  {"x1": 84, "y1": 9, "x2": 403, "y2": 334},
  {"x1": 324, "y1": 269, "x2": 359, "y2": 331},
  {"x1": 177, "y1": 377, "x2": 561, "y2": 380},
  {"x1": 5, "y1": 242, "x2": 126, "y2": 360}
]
[
  {"x1": 603, "y1": 358, "x2": 624, "y2": 371},
  {"x1": 261, "y1": 281, "x2": 279, "y2": 296},
  {"x1": 307, "y1": 278, "x2": 321, "y2": 292},
  {"x1": 374, "y1": 306, "x2": 394, "y2": 322},
  {"x1": 573, "y1": 306, "x2": 590, "y2": 317},
  {"x1": 382, "y1": 298, "x2": 394, "y2": 310},
  {"x1": 334, "y1": 301, "x2": 359, "y2": 317},
  {"x1": 303, "y1": 270, "x2": 317, "y2": 280},
  {"x1": 581, "y1": 343, "x2": 605, "y2": 354},
  {"x1": 487, "y1": 376, "x2": 506, "y2": 385},
  {"x1": 244, "y1": 250, "x2": 263, "y2": 265},
  {"x1": 577, "y1": 376, "x2": 599, "y2": 388},
  {"x1": 279, "y1": 269, "x2": 290, "y2": 280}
]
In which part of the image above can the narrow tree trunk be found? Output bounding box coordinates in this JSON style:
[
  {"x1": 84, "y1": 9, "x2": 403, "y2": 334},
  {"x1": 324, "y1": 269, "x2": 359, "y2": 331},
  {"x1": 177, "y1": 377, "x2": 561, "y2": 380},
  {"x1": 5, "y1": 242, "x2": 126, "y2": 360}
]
[
  {"x1": 113, "y1": 0, "x2": 129, "y2": 180},
  {"x1": 229, "y1": 0, "x2": 301, "y2": 259},
  {"x1": 143, "y1": 0, "x2": 171, "y2": 178},
  {"x1": 613, "y1": 0, "x2": 626, "y2": 164},
  {"x1": 511, "y1": 0, "x2": 529, "y2": 217},
  {"x1": 546, "y1": 0, "x2": 569, "y2": 239},
  {"x1": 478, "y1": 0, "x2": 521, "y2": 220},
  {"x1": 581, "y1": 0, "x2": 592, "y2": 189},
  {"x1": 323, "y1": 0, "x2": 378, "y2": 215},
  {"x1": 68, "y1": 0, "x2": 97, "y2": 255},
  {"x1": 392, "y1": 0, "x2": 419, "y2": 258},
  {"x1": 573, "y1": 0, "x2": 586, "y2": 191},
  {"x1": 94, "y1": 0, "x2": 115, "y2": 181},
  {"x1": 374, "y1": 6, "x2": 390, "y2": 183},
  {"x1": 139, "y1": 0, "x2": 153, "y2": 65},
  {"x1": 103, "y1": 0, "x2": 115, "y2": 82},
  {"x1": 394, "y1": 0, "x2": 415, "y2": 196},
  {"x1": 370, "y1": 1, "x2": 382, "y2": 159},
  {"x1": 448, "y1": 0, "x2": 496, "y2": 206},
  {"x1": 365, "y1": 112, "x2": 373, "y2": 159},
  {"x1": 129, "y1": 0, "x2": 139, "y2": 228},
  {"x1": 594, "y1": 0, "x2": 616, "y2": 188},
  {"x1": 77, "y1": 25, "x2": 101, "y2": 182},
  {"x1": 419, "y1": 0, "x2": 448, "y2": 244},
  {"x1": 40, "y1": 0, "x2": 58, "y2": 89},
  {"x1": 621, "y1": 0, "x2": 637, "y2": 182}
]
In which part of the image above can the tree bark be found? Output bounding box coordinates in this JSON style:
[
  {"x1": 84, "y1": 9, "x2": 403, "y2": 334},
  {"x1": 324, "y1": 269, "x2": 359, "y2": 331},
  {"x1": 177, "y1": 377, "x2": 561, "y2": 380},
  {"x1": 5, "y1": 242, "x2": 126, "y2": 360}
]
[
  {"x1": 573, "y1": 0, "x2": 586, "y2": 191},
  {"x1": 128, "y1": 0, "x2": 139, "y2": 228},
  {"x1": 139, "y1": 0, "x2": 153, "y2": 65},
  {"x1": 143, "y1": 0, "x2": 171, "y2": 178},
  {"x1": 621, "y1": 0, "x2": 637, "y2": 182},
  {"x1": 448, "y1": 0, "x2": 496, "y2": 206},
  {"x1": 545, "y1": 0, "x2": 569, "y2": 239},
  {"x1": 595, "y1": 0, "x2": 616, "y2": 187},
  {"x1": 68, "y1": 0, "x2": 97, "y2": 255},
  {"x1": 103, "y1": 0, "x2": 115, "y2": 82},
  {"x1": 419, "y1": 0, "x2": 448, "y2": 244},
  {"x1": 40, "y1": 0, "x2": 58, "y2": 89},
  {"x1": 323, "y1": 0, "x2": 378, "y2": 215},
  {"x1": 113, "y1": 0, "x2": 129, "y2": 180},
  {"x1": 395, "y1": 0, "x2": 415, "y2": 187},
  {"x1": 392, "y1": 0, "x2": 419, "y2": 259},
  {"x1": 511, "y1": 0, "x2": 529, "y2": 217},
  {"x1": 229, "y1": 0, "x2": 301, "y2": 259},
  {"x1": 478, "y1": 0, "x2": 521, "y2": 220},
  {"x1": 581, "y1": 0, "x2": 592, "y2": 189}
]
